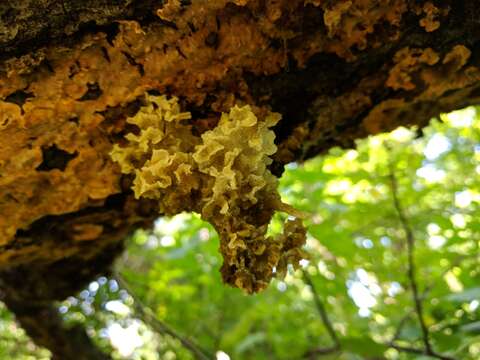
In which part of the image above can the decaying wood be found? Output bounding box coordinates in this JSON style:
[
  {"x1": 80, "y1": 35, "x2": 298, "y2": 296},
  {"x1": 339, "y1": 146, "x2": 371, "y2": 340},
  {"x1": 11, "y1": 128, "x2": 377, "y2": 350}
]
[{"x1": 1, "y1": 0, "x2": 480, "y2": 356}]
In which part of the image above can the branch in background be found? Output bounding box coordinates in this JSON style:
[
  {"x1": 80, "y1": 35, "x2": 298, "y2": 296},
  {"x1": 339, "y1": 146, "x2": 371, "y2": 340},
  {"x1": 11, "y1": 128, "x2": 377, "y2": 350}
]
[
  {"x1": 114, "y1": 272, "x2": 215, "y2": 360},
  {"x1": 390, "y1": 253, "x2": 476, "y2": 343},
  {"x1": 390, "y1": 344, "x2": 425, "y2": 355},
  {"x1": 302, "y1": 270, "x2": 341, "y2": 358},
  {"x1": 387, "y1": 158, "x2": 456, "y2": 360},
  {"x1": 303, "y1": 345, "x2": 340, "y2": 359},
  {"x1": 390, "y1": 344, "x2": 456, "y2": 360}
]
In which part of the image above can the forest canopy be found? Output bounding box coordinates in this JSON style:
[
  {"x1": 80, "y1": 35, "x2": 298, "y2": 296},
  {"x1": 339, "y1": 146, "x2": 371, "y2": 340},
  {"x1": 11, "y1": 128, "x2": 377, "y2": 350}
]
[{"x1": 1, "y1": 106, "x2": 479, "y2": 359}]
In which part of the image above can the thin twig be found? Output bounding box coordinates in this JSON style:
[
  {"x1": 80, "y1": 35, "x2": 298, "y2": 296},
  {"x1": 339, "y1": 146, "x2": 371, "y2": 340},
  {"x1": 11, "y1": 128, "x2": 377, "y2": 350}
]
[
  {"x1": 114, "y1": 273, "x2": 215, "y2": 360},
  {"x1": 388, "y1": 161, "x2": 432, "y2": 353},
  {"x1": 302, "y1": 270, "x2": 341, "y2": 358},
  {"x1": 303, "y1": 345, "x2": 340, "y2": 359},
  {"x1": 387, "y1": 159, "x2": 456, "y2": 360},
  {"x1": 390, "y1": 313, "x2": 413, "y2": 343},
  {"x1": 390, "y1": 344, "x2": 425, "y2": 355},
  {"x1": 390, "y1": 344, "x2": 456, "y2": 360}
]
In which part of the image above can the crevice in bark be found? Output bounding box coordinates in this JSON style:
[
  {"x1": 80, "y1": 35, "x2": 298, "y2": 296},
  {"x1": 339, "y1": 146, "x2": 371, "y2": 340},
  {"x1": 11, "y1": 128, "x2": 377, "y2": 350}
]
[{"x1": 36, "y1": 145, "x2": 78, "y2": 172}]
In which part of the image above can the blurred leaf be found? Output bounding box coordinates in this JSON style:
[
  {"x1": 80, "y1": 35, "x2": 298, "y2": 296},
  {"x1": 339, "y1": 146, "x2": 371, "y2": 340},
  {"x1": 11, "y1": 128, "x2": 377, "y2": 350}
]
[
  {"x1": 341, "y1": 337, "x2": 387, "y2": 357},
  {"x1": 445, "y1": 288, "x2": 480, "y2": 303}
]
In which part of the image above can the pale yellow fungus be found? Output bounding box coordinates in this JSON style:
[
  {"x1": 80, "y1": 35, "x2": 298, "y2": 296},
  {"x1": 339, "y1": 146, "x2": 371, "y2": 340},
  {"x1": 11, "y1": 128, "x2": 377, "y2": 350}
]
[{"x1": 111, "y1": 94, "x2": 306, "y2": 293}]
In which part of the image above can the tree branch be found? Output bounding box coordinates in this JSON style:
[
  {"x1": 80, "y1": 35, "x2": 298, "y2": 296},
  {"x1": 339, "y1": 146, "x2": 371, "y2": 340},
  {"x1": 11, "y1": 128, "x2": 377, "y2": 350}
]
[
  {"x1": 390, "y1": 253, "x2": 476, "y2": 343},
  {"x1": 387, "y1": 158, "x2": 456, "y2": 360},
  {"x1": 302, "y1": 270, "x2": 341, "y2": 358},
  {"x1": 387, "y1": 160, "x2": 432, "y2": 351},
  {"x1": 114, "y1": 272, "x2": 215, "y2": 360},
  {"x1": 390, "y1": 344, "x2": 457, "y2": 360}
]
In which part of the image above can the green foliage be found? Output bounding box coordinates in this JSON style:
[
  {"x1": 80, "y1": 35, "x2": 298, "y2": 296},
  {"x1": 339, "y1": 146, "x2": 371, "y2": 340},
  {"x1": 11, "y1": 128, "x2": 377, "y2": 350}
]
[
  {"x1": 0, "y1": 303, "x2": 50, "y2": 359},
  {"x1": 1, "y1": 107, "x2": 480, "y2": 359}
]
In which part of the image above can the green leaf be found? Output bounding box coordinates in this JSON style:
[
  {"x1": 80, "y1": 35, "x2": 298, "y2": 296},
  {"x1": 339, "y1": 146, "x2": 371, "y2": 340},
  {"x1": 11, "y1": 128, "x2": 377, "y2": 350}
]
[
  {"x1": 341, "y1": 337, "x2": 387, "y2": 357},
  {"x1": 235, "y1": 333, "x2": 267, "y2": 353}
]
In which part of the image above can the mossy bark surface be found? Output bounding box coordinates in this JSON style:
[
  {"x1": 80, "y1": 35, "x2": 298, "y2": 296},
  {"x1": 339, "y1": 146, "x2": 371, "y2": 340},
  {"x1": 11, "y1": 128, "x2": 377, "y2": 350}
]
[{"x1": 1, "y1": 0, "x2": 480, "y2": 357}]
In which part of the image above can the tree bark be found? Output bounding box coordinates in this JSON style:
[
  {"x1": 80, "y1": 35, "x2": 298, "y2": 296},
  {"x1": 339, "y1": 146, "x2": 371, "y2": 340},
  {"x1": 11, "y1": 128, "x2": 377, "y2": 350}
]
[
  {"x1": 1, "y1": 300, "x2": 111, "y2": 360},
  {"x1": 1, "y1": 0, "x2": 480, "y2": 356},
  {"x1": 0, "y1": 237, "x2": 128, "y2": 358}
]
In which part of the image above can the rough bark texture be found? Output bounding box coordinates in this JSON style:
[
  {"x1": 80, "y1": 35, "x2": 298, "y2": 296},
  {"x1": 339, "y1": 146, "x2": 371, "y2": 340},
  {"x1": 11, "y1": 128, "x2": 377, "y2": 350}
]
[
  {"x1": 2, "y1": 301, "x2": 112, "y2": 360},
  {"x1": 1, "y1": 0, "x2": 480, "y2": 357}
]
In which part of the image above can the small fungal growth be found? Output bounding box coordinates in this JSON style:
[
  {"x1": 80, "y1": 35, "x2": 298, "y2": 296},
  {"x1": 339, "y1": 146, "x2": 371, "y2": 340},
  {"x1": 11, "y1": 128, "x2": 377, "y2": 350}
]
[{"x1": 111, "y1": 94, "x2": 307, "y2": 293}]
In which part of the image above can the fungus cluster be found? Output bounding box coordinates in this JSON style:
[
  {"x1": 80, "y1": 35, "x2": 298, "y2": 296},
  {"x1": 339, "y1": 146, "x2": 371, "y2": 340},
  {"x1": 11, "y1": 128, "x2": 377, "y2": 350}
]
[{"x1": 110, "y1": 95, "x2": 306, "y2": 293}]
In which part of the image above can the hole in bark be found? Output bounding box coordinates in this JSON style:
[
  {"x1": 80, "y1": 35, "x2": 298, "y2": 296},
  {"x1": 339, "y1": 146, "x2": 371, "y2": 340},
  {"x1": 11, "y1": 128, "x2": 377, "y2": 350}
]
[
  {"x1": 78, "y1": 21, "x2": 120, "y2": 46},
  {"x1": 27, "y1": 137, "x2": 37, "y2": 149},
  {"x1": 98, "y1": 99, "x2": 143, "y2": 137},
  {"x1": 78, "y1": 82, "x2": 102, "y2": 101},
  {"x1": 99, "y1": 99, "x2": 143, "y2": 121},
  {"x1": 335, "y1": 123, "x2": 350, "y2": 132},
  {"x1": 105, "y1": 193, "x2": 127, "y2": 208},
  {"x1": 147, "y1": 89, "x2": 162, "y2": 96},
  {"x1": 0, "y1": 118, "x2": 9, "y2": 127},
  {"x1": 138, "y1": 198, "x2": 159, "y2": 217},
  {"x1": 101, "y1": 47, "x2": 111, "y2": 62},
  {"x1": 68, "y1": 116, "x2": 80, "y2": 125},
  {"x1": 159, "y1": 19, "x2": 178, "y2": 30},
  {"x1": 120, "y1": 174, "x2": 134, "y2": 192},
  {"x1": 187, "y1": 21, "x2": 196, "y2": 33},
  {"x1": 441, "y1": 88, "x2": 460, "y2": 99},
  {"x1": 121, "y1": 51, "x2": 144, "y2": 76},
  {"x1": 205, "y1": 32, "x2": 219, "y2": 48},
  {"x1": 468, "y1": 85, "x2": 480, "y2": 98},
  {"x1": 270, "y1": 161, "x2": 285, "y2": 177},
  {"x1": 185, "y1": 93, "x2": 216, "y2": 116},
  {"x1": 176, "y1": 46, "x2": 187, "y2": 59},
  {"x1": 103, "y1": 23, "x2": 120, "y2": 46},
  {"x1": 4, "y1": 90, "x2": 34, "y2": 108},
  {"x1": 270, "y1": 38, "x2": 283, "y2": 49},
  {"x1": 41, "y1": 59, "x2": 55, "y2": 73},
  {"x1": 69, "y1": 60, "x2": 81, "y2": 79},
  {"x1": 397, "y1": 110, "x2": 408, "y2": 121},
  {"x1": 36, "y1": 145, "x2": 78, "y2": 171}
]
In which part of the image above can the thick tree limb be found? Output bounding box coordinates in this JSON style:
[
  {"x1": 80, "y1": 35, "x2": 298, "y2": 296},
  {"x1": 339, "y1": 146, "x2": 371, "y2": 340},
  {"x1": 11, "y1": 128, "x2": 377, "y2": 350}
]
[
  {"x1": 0, "y1": 300, "x2": 111, "y2": 360},
  {"x1": 1, "y1": 0, "x2": 480, "y2": 354},
  {"x1": 0, "y1": 228, "x2": 129, "y2": 359},
  {"x1": 2, "y1": 1, "x2": 480, "y2": 272}
]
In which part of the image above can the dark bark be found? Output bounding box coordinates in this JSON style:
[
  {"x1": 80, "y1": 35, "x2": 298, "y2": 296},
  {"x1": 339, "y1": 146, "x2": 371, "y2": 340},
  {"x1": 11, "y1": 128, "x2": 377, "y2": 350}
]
[
  {"x1": 1, "y1": 300, "x2": 111, "y2": 360},
  {"x1": 0, "y1": 0, "x2": 164, "y2": 60},
  {"x1": 1, "y1": 0, "x2": 480, "y2": 357},
  {"x1": 0, "y1": 193, "x2": 156, "y2": 357}
]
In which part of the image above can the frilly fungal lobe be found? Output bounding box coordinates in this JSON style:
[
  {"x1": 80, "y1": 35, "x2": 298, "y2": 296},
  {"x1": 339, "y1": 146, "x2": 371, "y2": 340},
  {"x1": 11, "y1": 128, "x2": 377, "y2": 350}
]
[{"x1": 110, "y1": 95, "x2": 307, "y2": 293}]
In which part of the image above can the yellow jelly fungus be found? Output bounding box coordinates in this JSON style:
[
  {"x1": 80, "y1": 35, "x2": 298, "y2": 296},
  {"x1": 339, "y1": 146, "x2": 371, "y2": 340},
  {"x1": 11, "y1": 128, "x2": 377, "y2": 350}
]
[{"x1": 110, "y1": 94, "x2": 307, "y2": 293}]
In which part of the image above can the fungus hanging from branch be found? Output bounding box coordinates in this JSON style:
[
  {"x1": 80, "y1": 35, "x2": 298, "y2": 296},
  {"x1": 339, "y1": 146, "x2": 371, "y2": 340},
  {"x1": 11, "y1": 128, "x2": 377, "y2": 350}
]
[{"x1": 110, "y1": 94, "x2": 307, "y2": 293}]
